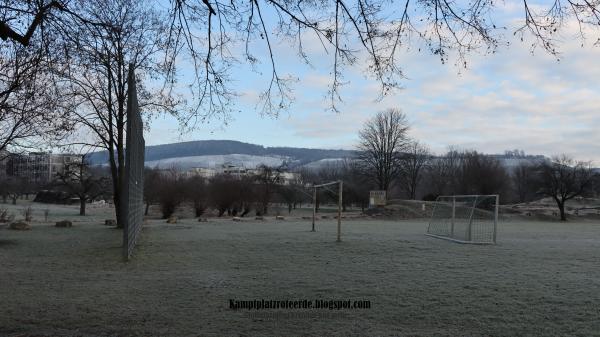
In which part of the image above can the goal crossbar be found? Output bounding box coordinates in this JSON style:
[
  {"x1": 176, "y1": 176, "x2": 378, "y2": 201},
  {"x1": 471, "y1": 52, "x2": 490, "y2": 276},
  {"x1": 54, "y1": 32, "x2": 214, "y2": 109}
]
[{"x1": 426, "y1": 194, "x2": 499, "y2": 244}]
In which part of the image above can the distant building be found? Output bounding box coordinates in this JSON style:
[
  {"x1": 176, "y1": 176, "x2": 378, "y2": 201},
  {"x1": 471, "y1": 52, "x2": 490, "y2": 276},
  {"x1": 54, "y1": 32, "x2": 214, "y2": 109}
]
[
  {"x1": 5, "y1": 152, "x2": 82, "y2": 183},
  {"x1": 180, "y1": 163, "x2": 300, "y2": 185},
  {"x1": 0, "y1": 150, "x2": 8, "y2": 179},
  {"x1": 182, "y1": 167, "x2": 217, "y2": 179}
]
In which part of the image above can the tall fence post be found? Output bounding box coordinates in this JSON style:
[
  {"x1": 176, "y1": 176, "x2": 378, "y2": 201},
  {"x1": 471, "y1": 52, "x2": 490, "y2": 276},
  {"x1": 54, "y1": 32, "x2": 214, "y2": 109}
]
[
  {"x1": 337, "y1": 181, "x2": 342, "y2": 242},
  {"x1": 451, "y1": 196, "x2": 456, "y2": 237},
  {"x1": 311, "y1": 186, "x2": 316, "y2": 232},
  {"x1": 493, "y1": 194, "x2": 499, "y2": 244}
]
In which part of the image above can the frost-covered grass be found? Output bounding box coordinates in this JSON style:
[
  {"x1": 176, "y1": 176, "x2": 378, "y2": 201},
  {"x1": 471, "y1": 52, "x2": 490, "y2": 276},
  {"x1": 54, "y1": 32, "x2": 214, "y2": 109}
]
[{"x1": 1, "y1": 201, "x2": 599, "y2": 336}]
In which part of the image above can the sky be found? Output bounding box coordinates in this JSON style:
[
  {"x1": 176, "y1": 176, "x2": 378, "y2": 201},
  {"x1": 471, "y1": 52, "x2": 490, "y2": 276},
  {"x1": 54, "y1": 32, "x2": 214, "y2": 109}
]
[{"x1": 144, "y1": 1, "x2": 600, "y2": 162}]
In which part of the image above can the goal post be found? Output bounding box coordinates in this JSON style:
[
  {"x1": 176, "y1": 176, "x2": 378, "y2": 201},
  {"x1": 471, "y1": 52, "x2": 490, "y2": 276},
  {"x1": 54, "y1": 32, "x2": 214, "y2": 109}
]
[
  {"x1": 426, "y1": 195, "x2": 499, "y2": 244},
  {"x1": 311, "y1": 180, "x2": 343, "y2": 242}
]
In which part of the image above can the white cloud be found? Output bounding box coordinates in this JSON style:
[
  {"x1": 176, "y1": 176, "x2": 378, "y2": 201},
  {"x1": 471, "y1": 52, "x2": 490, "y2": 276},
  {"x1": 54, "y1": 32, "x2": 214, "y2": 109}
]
[{"x1": 146, "y1": 12, "x2": 600, "y2": 161}]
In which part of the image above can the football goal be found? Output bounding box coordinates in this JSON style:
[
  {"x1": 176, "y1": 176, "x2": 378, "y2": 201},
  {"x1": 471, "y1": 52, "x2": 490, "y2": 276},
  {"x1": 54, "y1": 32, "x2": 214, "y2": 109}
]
[
  {"x1": 426, "y1": 195, "x2": 499, "y2": 244},
  {"x1": 311, "y1": 181, "x2": 343, "y2": 242}
]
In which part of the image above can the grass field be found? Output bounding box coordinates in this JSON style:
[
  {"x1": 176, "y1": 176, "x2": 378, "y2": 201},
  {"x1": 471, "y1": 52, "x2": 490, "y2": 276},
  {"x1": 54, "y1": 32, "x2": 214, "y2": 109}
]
[{"x1": 1, "y1": 201, "x2": 600, "y2": 336}]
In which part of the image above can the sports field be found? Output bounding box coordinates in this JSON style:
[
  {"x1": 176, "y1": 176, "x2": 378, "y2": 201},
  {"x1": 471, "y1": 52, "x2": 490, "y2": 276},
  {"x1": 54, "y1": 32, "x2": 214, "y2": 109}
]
[{"x1": 1, "y1": 202, "x2": 599, "y2": 336}]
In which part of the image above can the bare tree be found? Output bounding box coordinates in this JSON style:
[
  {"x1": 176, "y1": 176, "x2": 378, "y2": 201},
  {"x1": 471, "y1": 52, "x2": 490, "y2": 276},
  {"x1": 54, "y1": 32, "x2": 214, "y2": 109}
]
[
  {"x1": 0, "y1": 40, "x2": 72, "y2": 154},
  {"x1": 57, "y1": 0, "x2": 177, "y2": 227},
  {"x1": 166, "y1": 0, "x2": 600, "y2": 116},
  {"x1": 155, "y1": 169, "x2": 185, "y2": 219},
  {"x1": 255, "y1": 164, "x2": 283, "y2": 215},
  {"x1": 512, "y1": 161, "x2": 538, "y2": 203},
  {"x1": 3, "y1": 176, "x2": 29, "y2": 205},
  {"x1": 3, "y1": 0, "x2": 600, "y2": 119},
  {"x1": 208, "y1": 174, "x2": 239, "y2": 217},
  {"x1": 424, "y1": 147, "x2": 466, "y2": 197},
  {"x1": 184, "y1": 175, "x2": 209, "y2": 217},
  {"x1": 536, "y1": 155, "x2": 596, "y2": 221},
  {"x1": 55, "y1": 156, "x2": 110, "y2": 215},
  {"x1": 456, "y1": 151, "x2": 509, "y2": 196},
  {"x1": 398, "y1": 141, "x2": 431, "y2": 200},
  {"x1": 277, "y1": 183, "x2": 302, "y2": 214},
  {"x1": 357, "y1": 108, "x2": 410, "y2": 195},
  {"x1": 0, "y1": 1, "x2": 69, "y2": 47}
]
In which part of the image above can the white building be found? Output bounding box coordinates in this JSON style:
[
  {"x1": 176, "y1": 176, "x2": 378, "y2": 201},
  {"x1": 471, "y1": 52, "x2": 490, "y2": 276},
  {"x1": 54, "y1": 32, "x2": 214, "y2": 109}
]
[{"x1": 6, "y1": 152, "x2": 82, "y2": 183}]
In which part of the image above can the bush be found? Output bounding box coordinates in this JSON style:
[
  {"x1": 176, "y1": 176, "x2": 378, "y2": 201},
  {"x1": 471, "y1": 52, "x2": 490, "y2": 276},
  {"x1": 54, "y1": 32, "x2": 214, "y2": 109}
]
[{"x1": 156, "y1": 172, "x2": 185, "y2": 219}]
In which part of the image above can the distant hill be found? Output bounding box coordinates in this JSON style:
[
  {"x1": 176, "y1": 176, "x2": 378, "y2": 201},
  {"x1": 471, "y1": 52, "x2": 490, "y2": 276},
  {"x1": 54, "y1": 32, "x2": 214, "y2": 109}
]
[
  {"x1": 87, "y1": 139, "x2": 555, "y2": 171},
  {"x1": 87, "y1": 140, "x2": 356, "y2": 168}
]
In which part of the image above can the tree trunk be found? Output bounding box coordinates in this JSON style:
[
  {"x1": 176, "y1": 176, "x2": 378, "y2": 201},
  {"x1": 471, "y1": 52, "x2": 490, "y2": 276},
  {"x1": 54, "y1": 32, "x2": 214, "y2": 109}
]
[
  {"x1": 558, "y1": 201, "x2": 567, "y2": 221},
  {"x1": 79, "y1": 198, "x2": 86, "y2": 216},
  {"x1": 145, "y1": 202, "x2": 150, "y2": 216}
]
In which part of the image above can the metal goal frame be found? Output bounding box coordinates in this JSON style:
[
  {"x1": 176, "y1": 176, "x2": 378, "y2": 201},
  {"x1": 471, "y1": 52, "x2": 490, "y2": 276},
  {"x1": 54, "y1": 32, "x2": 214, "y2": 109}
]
[
  {"x1": 311, "y1": 181, "x2": 343, "y2": 242},
  {"x1": 426, "y1": 194, "x2": 499, "y2": 244}
]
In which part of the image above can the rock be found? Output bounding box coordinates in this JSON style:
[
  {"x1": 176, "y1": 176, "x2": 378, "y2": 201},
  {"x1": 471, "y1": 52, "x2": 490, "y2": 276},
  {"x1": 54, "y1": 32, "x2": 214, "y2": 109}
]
[
  {"x1": 104, "y1": 219, "x2": 117, "y2": 226},
  {"x1": 276, "y1": 216, "x2": 285, "y2": 220},
  {"x1": 166, "y1": 216, "x2": 178, "y2": 224},
  {"x1": 9, "y1": 221, "x2": 31, "y2": 231},
  {"x1": 232, "y1": 217, "x2": 242, "y2": 222},
  {"x1": 55, "y1": 220, "x2": 72, "y2": 228},
  {"x1": 321, "y1": 215, "x2": 329, "y2": 219},
  {"x1": 198, "y1": 218, "x2": 208, "y2": 222},
  {"x1": 255, "y1": 216, "x2": 264, "y2": 221}
]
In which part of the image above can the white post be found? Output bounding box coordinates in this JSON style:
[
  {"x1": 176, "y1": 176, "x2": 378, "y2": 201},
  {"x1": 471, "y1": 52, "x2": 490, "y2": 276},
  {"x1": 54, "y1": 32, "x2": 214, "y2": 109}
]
[
  {"x1": 337, "y1": 181, "x2": 342, "y2": 242},
  {"x1": 467, "y1": 196, "x2": 478, "y2": 242},
  {"x1": 311, "y1": 186, "x2": 316, "y2": 232},
  {"x1": 451, "y1": 196, "x2": 456, "y2": 237},
  {"x1": 493, "y1": 194, "x2": 499, "y2": 244}
]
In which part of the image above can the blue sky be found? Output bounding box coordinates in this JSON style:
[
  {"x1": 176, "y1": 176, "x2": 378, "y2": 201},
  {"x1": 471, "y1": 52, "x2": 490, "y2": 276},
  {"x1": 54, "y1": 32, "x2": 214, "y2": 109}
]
[{"x1": 144, "y1": 1, "x2": 600, "y2": 161}]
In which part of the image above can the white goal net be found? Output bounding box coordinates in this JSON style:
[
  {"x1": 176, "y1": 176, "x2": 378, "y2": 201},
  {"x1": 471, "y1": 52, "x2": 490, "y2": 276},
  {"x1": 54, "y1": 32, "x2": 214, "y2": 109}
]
[{"x1": 426, "y1": 195, "x2": 499, "y2": 244}]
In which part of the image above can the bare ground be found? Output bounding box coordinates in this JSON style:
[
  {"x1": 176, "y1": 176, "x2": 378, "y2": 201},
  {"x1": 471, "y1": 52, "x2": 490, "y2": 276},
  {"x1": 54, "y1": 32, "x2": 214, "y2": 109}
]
[{"x1": 1, "y1": 201, "x2": 600, "y2": 336}]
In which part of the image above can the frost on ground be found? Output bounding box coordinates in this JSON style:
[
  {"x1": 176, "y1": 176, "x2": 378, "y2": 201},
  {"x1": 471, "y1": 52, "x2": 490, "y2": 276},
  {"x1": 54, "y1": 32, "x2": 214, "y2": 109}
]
[{"x1": 1, "y1": 201, "x2": 599, "y2": 337}]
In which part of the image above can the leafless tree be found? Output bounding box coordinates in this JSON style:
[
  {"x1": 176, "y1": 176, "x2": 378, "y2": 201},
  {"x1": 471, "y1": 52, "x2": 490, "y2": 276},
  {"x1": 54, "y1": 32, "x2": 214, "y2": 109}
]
[
  {"x1": 184, "y1": 175, "x2": 209, "y2": 217},
  {"x1": 512, "y1": 161, "x2": 538, "y2": 203},
  {"x1": 5, "y1": 1, "x2": 599, "y2": 119},
  {"x1": 55, "y1": 156, "x2": 110, "y2": 215},
  {"x1": 2, "y1": 176, "x2": 29, "y2": 205},
  {"x1": 456, "y1": 151, "x2": 509, "y2": 196},
  {"x1": 155, "y1": 169, "x2": 185, "y2": 219},
  {"x1": 277, "y1": 182, "x2": 304, "y2": 214},
  {"x1": 398, "y1": 141, "x2": 431, "y2": 200},
  {"x1": 0, "y1": 1, "x2": 70, "y2": 47},
  {"x1": 357, "y1": 108, "x2": 409, "y2": 195},
  {"x1": 208, "y1": 175, "x2": 233, "y2": 217},
  {"x1": 166, "y1": 0, "x2": 600, "y2": 116},
  {"x1": 0, "y1": 41, "x2": 72, "y2": 155},
  {"x1": 536, "y1": 155, "x2": 596, "y2": 221},
  {"x1": 255, "y1": 164, "x2": 283, "y2": 215},
  {"x1": 425, "y1": 147, "x2": 464, "y2": 197},
  {"x1": 423, "y1": 149, "x2": 509, "y2": 199},
  {"x1": 56, "y1": 0, "x2": 178, "y2": 227}
]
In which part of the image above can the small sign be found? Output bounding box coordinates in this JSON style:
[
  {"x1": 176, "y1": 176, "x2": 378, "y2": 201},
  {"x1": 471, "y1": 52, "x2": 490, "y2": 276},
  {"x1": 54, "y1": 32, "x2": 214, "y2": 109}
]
[{"x1": 369, "y1": 190, "x2": 386, "y2": 207}]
